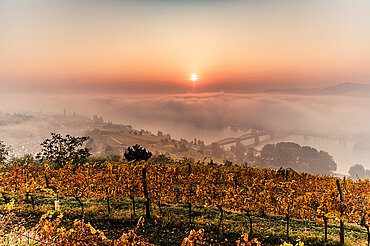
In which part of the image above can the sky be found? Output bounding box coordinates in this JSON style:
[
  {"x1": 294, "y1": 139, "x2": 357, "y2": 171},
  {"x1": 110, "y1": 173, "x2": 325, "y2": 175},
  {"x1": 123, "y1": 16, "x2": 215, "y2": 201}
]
[{"x1": 1, "y1": 0, "x2": 370, "y2": 93}]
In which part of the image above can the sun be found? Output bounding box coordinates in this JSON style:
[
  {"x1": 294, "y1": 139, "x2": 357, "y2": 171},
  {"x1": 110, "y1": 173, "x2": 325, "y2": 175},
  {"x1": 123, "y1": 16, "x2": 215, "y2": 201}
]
[{"x1": 190, "y1": 74, "x2": 198, "y2": 82}]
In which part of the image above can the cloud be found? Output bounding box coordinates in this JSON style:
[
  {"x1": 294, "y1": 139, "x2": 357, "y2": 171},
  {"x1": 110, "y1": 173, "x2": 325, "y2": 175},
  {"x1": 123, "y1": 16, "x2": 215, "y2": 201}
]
[{"x1": 77, "y1": 92, "x2": 370, "y2": 141}]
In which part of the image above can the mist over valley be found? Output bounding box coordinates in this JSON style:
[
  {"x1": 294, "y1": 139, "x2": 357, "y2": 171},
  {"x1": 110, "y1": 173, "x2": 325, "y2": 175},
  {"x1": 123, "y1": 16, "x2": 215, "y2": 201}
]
[{"x1": 2, "y1": 83, "x2": 370, "y2": 175}]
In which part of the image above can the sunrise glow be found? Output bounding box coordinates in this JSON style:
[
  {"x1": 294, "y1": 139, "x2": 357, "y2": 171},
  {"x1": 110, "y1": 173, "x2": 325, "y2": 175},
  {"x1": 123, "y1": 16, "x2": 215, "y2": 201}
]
[
  {"x1": 190, "y1": 74, "x2": 198, "y2": 82},
  {"x1": 1, "y1": 0, "x2": 370, "y2": 91}
]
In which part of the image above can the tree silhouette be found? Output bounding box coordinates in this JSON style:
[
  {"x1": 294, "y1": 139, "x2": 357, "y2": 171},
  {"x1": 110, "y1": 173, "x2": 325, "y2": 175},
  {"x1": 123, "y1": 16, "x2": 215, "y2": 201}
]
[
  {"x1": 260, "y1": 142, "x2": 337, "y2": 175},
  {"x1": 37, "y1": 133, "x2": 91, "y2": 169},
  {"x1": 0, "y1": 140, "x2": 10, "y2": 164},
  {"x1": 124, "y1": 144, "x2": 152, "y2": 162},
  {"x1": 349, "y1": 164, "x2": 370, "y2": 180}
]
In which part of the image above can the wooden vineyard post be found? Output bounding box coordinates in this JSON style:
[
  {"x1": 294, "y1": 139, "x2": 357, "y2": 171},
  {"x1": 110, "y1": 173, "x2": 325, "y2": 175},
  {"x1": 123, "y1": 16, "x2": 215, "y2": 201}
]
[
  {"x1": 142, "y1": 167, "x2": 151, "y2": 220},
  {"x1": 217, "y1": 204, "x2": 223, "y2": 232},
  {"x1": 323, "y1": 216, "x2": 328, "y2": 242},
  {"x1": 188, "y1": 163, "x2": 192, "y2": 225},
  {"x1": 55, "y1": 200, "x2": 60, "y2": 211},
  {"x1": 336, "y1": 179, "x2": 345, "y2": 244},
  {"x1": 130, "y1": 195, "x2": 136, "y2": 219}
]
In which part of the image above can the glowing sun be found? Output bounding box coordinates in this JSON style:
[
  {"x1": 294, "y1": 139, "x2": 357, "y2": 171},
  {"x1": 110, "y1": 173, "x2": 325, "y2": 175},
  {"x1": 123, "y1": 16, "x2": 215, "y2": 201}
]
[{"x1": 190, "y1": 74, "x2": 198, "y2": 82}]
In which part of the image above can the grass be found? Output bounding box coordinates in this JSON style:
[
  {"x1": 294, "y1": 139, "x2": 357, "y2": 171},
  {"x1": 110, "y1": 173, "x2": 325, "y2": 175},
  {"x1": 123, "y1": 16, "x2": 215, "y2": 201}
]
[{"x1": 0, "y1": 195, "x2": 368, "y2": 245}]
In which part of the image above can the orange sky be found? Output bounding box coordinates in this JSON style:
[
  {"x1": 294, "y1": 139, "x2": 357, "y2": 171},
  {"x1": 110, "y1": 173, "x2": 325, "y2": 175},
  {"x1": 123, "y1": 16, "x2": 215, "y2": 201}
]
[{"x1": 1, "y1": 0, "x2": 370, "y2": 92}]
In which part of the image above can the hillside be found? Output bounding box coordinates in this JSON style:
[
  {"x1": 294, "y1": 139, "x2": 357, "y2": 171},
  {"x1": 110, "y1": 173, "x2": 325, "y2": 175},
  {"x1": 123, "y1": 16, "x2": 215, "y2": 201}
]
[{"x1": 85, "y1": 128, "x2": 223, "y2": 163}]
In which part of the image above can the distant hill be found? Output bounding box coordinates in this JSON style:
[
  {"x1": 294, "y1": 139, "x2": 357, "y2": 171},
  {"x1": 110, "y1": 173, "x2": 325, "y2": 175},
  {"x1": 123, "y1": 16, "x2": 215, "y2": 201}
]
[
  {"x1": 320, "y1": 83, "x2": 370, "y2": 95},
  {"x1": 265, "y1": 88, "x2": 318, "y2": 95},
  {"x1": 267, "y1": 82, "x2": 370, "y2": 96}
]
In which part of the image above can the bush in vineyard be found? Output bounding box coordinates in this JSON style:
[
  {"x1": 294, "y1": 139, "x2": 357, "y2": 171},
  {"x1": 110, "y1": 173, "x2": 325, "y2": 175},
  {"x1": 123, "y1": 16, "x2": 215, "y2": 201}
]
[
  {"x1": 124, "y1": 144, "x2": 152, "y2": 162},
  {"x1": 236, "y1": 234, "x2": 262, "y2": 246},
  {"x1": 36, "y1": 211, "x2": 153, "y2": 246},
  {"x1": 181, "y1": 229, "x2": 206, "y2": 246}
]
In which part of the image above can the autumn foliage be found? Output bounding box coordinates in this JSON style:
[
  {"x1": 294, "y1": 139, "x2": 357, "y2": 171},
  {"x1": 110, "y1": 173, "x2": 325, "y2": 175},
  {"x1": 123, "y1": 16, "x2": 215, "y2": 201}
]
[{"x1": 0, "y1": 160, "x2": 369, "y2": 245}]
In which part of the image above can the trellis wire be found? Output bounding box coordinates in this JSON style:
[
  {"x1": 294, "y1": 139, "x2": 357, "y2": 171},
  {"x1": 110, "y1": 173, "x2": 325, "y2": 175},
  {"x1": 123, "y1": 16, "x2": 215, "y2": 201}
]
[{"x1": 0, "y1": 225, "x2": 53, "y2": 246}]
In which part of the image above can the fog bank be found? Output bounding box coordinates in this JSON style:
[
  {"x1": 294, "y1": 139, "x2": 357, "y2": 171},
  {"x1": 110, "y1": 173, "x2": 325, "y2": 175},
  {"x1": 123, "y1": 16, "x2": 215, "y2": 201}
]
[{"x1": 2, "y1": 88, "x2": 370, "y2": 174}]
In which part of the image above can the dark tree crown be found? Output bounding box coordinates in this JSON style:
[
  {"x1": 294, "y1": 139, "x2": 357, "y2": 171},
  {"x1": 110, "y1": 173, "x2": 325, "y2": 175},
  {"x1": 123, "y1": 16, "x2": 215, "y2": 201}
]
[
  {"x1": 36, "y1": 133, "x2": 91, "y2": 169},
  {"x1": 124, "y1": 144, "x2": 152, "y2": 162}
]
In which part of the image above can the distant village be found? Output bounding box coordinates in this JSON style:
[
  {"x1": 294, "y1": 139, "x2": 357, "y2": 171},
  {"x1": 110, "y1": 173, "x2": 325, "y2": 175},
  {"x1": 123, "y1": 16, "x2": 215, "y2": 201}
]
[
  {"x1": 1, "y1": 110, "x2": 357, "y2": 177},
  {"x1": 0, "y1": 110, "x2": 267, "y2": 165}
]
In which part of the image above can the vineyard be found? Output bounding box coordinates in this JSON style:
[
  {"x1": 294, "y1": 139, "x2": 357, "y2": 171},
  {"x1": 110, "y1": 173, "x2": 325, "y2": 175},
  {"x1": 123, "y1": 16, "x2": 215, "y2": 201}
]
[{"x1": 0, "y1": 160, "x2": 370, "y2": 245}]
